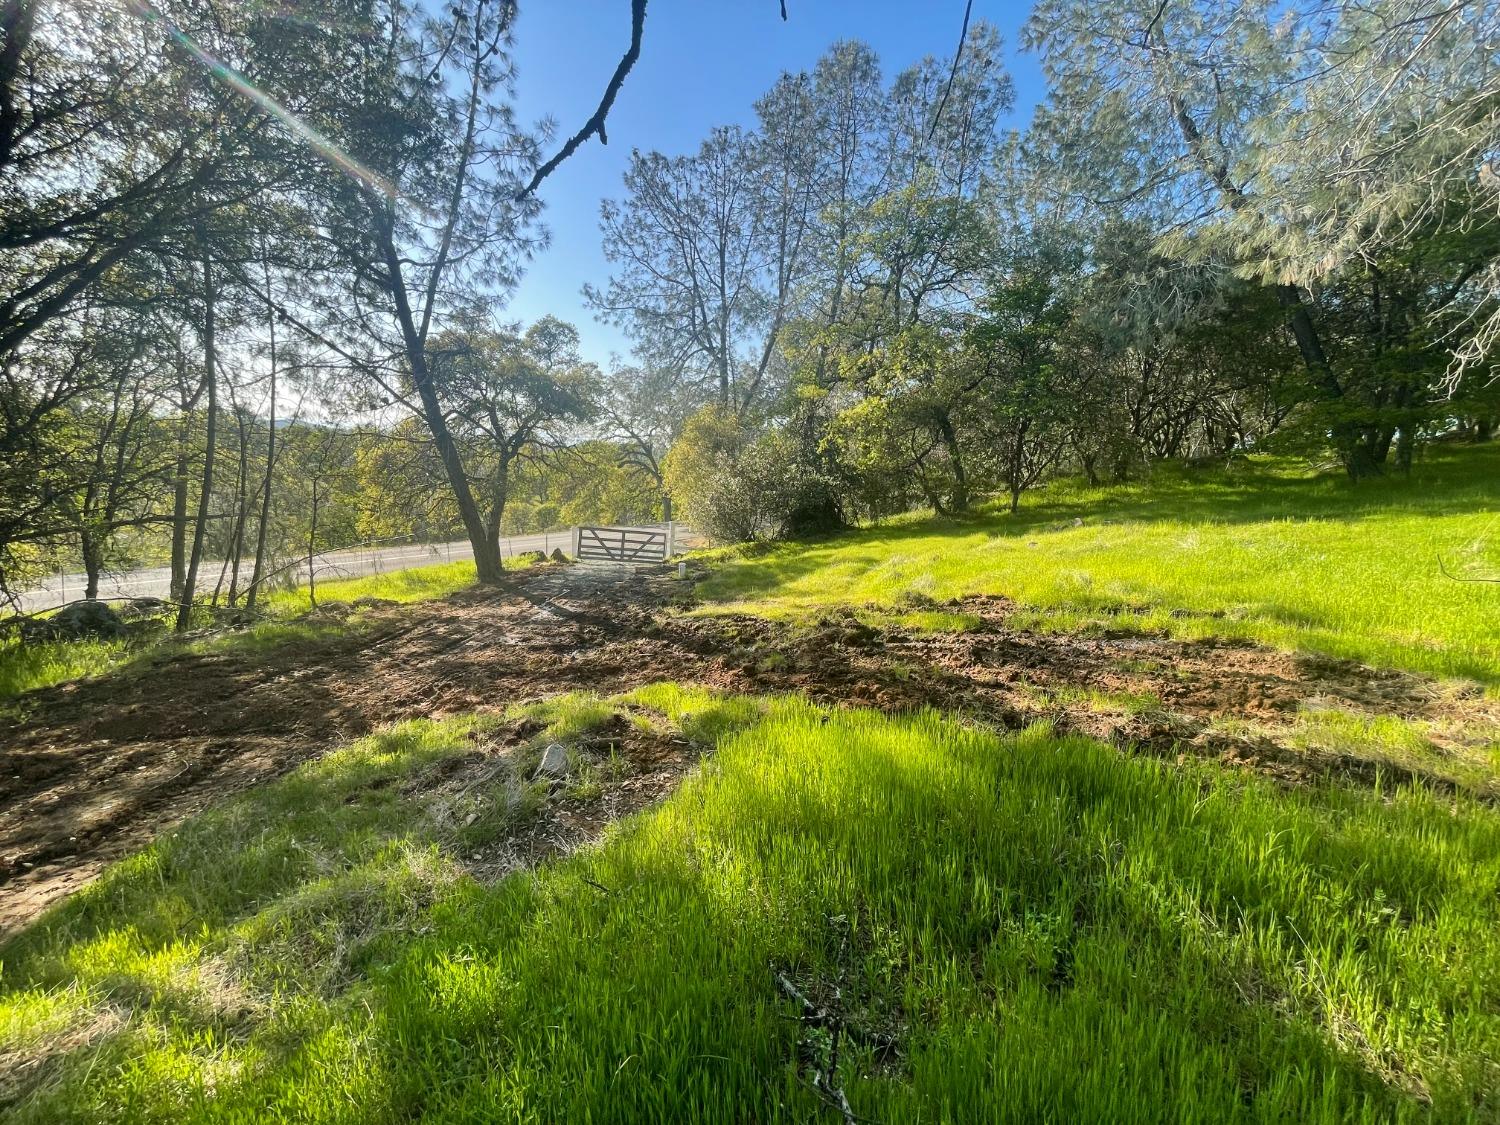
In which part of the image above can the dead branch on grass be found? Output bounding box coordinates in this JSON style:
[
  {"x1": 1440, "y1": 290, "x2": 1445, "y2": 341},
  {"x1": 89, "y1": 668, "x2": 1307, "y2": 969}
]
[
  {"x1": 1437, "y1": 554, "x2": 1500, "y2": 582},
  {"x1": 774, "y1": 970, "x2": 863, "y2": 1125}
]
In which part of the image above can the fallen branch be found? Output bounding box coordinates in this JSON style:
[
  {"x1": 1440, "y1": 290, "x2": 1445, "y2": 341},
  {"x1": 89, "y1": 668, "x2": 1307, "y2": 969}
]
[
  {"x1": 774, "y1": 971, "x2": 863, "y2": 1125},
  {"x1": 774, "y1": 971, "x2": 821, "y2": 1019}
]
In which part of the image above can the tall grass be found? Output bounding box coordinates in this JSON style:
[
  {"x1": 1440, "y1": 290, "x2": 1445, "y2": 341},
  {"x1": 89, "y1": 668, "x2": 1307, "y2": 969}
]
[
  {"x1": 699, "y1": 442, "x2": 1500, "y2": 684},
  {"x1": 4, "y1": 688, "x2": 1496, "y2": 1121},
  {"x1": 0, "y1": 636, "x2": 130, "y2": 702}
]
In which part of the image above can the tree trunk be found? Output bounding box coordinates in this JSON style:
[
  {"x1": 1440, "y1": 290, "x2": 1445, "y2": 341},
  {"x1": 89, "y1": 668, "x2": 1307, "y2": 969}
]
[
  {"x1": 1163, "y1": 87, "x2": 1375, "y2": 482},
  {"x1": 169, "y1": 419, "x2": 190, "y2": 601},
  {"x1": 375, "y1": 218, "x2": 502, "y2": 584},
  {"x1": 177, "y1": 251, "x2": 217, "y2": 632},
  {"x1": 307, "y1": 476, "x2": 319, "y2": 609},
  {"x1": 935, "y1": 413, "x2": 969, "y2": 512},
  {"x1": 412, "y1": 364, "x2": 500, "y2": 582},
  {"x1": 226, "y1": 409, "x2": 250, "y2": 604},
  {"x1": 246, "y1": 303, "x2": 278, "y2": 610},
  {"x1": 1275, "y1": 287, "x2": 1378, "y2": 481},
  {"x1": 1373, "y1": 425, "x2": 1396, "y2": 464},
  {"x1": 1395, "y1": 425, "x2": 1415, "y2": 474},
  {"x1": 81, "y1": 529, "x2": 101, "y2": 600}
]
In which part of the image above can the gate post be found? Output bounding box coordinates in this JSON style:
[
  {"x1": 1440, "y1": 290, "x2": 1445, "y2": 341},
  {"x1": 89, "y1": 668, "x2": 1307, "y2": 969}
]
[
  {"x1": 571, "y1": 525, "x2": 580, "y2": 559},
  {"x1": 667, "y1": 521, "x2": 677, "y2": 558}
]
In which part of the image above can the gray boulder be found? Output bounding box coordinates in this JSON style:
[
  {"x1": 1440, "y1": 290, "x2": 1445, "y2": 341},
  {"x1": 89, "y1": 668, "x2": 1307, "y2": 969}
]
[
  {"x1": 24, "y1": 599, "x2": 126, "y2": 642},
  {"x1": 54, "y1": 599, "x2": 127, "y2": 637}
]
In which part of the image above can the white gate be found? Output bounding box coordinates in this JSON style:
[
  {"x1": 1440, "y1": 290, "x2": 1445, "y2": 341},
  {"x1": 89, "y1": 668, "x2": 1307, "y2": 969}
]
[{"x1": 572, "y1": 524, "x2": 674, "y2": 563}]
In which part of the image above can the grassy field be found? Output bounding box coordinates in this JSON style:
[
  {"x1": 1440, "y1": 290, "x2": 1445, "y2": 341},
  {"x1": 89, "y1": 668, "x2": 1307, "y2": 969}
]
[
  {"x1": 2, "y1": 687, "x2": 1497, "y2": 1121},
  {"x1": 697, "y1": 442, "x2": 1500, "y2": 685},
  {"x1": 4, "y1": 450, "x2": 1497, "y2": 1119},
  {"x1": 0, "y1": 559, "x2": 489, "y2": 701},
  {"x1": 260, "y1": 558, "x2": 483, "y2": 615}
]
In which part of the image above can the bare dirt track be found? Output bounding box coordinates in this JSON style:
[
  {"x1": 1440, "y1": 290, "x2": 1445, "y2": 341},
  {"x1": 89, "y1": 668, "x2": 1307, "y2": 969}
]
[
  {"x1": 717, "y1": 596, "x2": 1500, "y2": 793},
  {"x1": 3, "y1": 564, "x2": 1496, "y2": 937}
]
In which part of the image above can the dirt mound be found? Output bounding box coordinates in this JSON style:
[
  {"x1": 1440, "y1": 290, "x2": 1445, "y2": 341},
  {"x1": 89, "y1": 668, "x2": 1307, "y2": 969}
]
[{"x1": 700, "y1": 597, "x2": 1499, "y2": 795}]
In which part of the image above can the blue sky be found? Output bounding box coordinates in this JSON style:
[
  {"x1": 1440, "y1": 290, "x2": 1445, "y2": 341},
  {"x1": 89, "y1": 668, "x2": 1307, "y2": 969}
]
[{"x1": 507, "y1": 1, "x2": 1046, "y2": 367}]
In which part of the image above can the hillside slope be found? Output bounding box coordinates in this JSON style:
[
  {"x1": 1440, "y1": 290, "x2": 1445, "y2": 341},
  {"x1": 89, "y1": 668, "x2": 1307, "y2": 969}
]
[
  {"x1": 3, "y1": 451, "x2": 1498, "y2": 1122},
  {"x1": 3, "y1": 689, "x2": 1498, "y2": 1122},
  {"x1": 699, "y1": 443, "x2": 1500, "y2": 685}
]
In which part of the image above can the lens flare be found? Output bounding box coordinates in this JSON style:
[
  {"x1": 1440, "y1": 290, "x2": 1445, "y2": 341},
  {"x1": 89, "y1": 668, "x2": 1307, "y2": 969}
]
[
  {"x1": 127, "y1": 0, "x2": 400, "y2": 201},
  {"x1": 245, "y1": 0, "x2": 378, "y2": 37}
]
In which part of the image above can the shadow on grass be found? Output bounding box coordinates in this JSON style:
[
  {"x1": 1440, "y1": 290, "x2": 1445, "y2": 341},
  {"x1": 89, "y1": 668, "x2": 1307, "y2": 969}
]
[
  {"x1": 696, "y1": 444, "x2": 1500, "y2": 685},
  {"x1": 4, "y1": 694, "x2": 1496, "y2": 1120},
  {"x1": 1006, "y1": 441, "x2": 1500, "y2": 526}
]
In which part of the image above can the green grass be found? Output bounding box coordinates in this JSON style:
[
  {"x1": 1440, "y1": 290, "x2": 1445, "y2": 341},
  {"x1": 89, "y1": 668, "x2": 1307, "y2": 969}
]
[
  {"x1": 0, "y1": 558, "x2": 503, "y2": 701},
  {"x1": 1017, "y1": 678, "x2": 1164, "y2": 717},
  {"x1": 1207, "y1": 703, "x2": 1500, "y2": 798},
  {"x1": 4, "y1": 687, "x2": 1499, "y2": 1121},
  {"x1": 697, "y1": 442, "x2": 1500, "y2": 685},
  {"x1": 0, "y1": 636, "x2": 131, "y2": 701},
  {"x1": 263, "y1": 558, "x2": 484, "y2": 614}
]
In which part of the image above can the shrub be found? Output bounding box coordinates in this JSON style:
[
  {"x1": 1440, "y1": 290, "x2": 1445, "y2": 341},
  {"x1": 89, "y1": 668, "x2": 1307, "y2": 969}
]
[{"x1": 666, "y1": 409, "x2": 842, "y2": 542}]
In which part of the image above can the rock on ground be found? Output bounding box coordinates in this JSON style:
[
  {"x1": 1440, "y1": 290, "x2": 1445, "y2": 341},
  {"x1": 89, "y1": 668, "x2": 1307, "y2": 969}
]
[{"x1": 22, "y1": 599, "x2": 126, "y2": 642}]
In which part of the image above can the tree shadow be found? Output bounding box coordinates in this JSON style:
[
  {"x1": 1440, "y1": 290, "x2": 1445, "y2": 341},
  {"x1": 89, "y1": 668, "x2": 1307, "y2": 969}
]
[{"x1": 3, "y1": 700, "x2": 1484, "y2": 1119}]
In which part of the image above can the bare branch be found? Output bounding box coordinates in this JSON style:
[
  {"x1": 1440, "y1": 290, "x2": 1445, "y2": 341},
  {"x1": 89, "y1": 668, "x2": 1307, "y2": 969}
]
[
  {"x1": 1438, "y1": 554, "x2": 1500, "y2": 583},
  {"x1": 928, "y1": 0, "x2": 975, "y2": 143},
  {"x1": 517, "y1": 0, "x2": 647, "y2": 199}
]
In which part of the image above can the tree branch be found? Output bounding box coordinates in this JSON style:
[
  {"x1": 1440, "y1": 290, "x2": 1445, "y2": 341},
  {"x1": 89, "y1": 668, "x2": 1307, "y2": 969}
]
[
  {"x1": 928, "y1": 0, "x2": 974, "y2": 143},
  {"x1": 517, "y1": 0, "x2": 647, "y2": 199}
]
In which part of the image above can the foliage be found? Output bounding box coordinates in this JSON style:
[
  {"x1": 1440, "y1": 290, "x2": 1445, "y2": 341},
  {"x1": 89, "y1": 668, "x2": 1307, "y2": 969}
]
[
  {"x1": 1022, "y1": 0, "x2": 1500, "y2": 475},
  {"x1": 661, "y1": 404, "x2": 751, "y2": 535},
  {"x1": 8, "y1": 6, "x2": 1497, "y2": 590},
  {"x1": 663, "y1": 405, "x2": 841, "y2": 542},
  {"x1": 352, "y1": 420, "x2": 460, "y2": 544},
  {"x1": 430, "y1": 315, "x2": 601, "y2": 541}
]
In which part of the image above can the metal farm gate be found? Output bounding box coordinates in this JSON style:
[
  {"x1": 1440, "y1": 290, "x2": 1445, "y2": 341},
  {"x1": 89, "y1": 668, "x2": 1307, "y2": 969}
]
[{"x1": 573, "y1": 524, "x2": 673, "y2": 563}]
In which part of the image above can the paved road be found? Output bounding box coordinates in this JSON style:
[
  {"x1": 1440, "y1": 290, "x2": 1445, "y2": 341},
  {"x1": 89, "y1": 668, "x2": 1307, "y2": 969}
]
[{"x1": 13, "y1": 528, "x2": 646, "y2": 614}]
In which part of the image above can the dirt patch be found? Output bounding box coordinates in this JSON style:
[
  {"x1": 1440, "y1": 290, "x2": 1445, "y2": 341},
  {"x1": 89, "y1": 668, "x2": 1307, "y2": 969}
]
[
  {"x1": 0, "y1": 563, "x2": 727, "y2": 935},
  {"x1": 691, "y1": 598, "x2": 1500, "y2": 796},
  {"x1": 3, "y1": 571, "x2": 1496, "y2": 938},
  {"x1": 430, "y1": 710, "x2": 702, "y2": 885}
]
